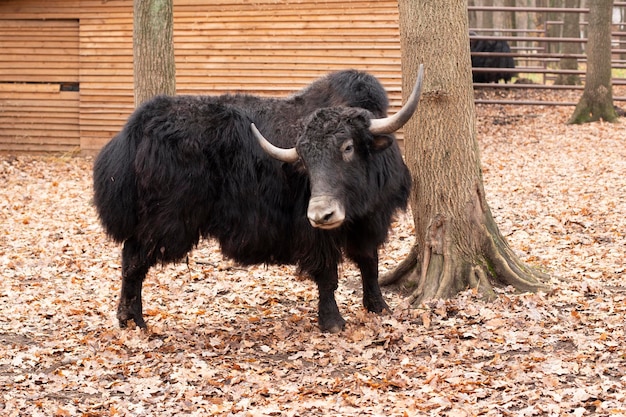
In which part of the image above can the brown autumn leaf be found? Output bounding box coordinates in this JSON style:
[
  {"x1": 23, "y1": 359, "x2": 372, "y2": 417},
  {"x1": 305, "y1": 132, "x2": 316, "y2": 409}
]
[{"x1": 1, "y1": 88, "x2": 626, "y2": 415}]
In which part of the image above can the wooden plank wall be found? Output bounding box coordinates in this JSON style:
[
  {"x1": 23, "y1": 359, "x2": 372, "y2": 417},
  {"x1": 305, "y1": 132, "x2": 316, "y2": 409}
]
[
  {"x1": 0, "y1": 0, "x2": 137, "y2": 153},
  {"x1": 0, "y1": 0, "x2": 403, "y2": 153},
  {"x1": 79, "y1": 0, "x2": 134, "y2": 152},
  {"x1": 80, "y1": 0, "x2": 402, "y2": 152},
  {"x1": 0, "y1": 16, "x2": 80, "y2": 152},
  {"x1": 174, "y1": 1, "x2": 401, "y2": 96}
]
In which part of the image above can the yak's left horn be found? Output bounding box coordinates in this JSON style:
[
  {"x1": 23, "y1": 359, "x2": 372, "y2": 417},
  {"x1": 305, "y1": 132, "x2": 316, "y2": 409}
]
[
  {"x1": 251, "y1": 123, "x2": 300, "y2": 163},
  {"x1": 369, "y1": 64, "x2": 424, "y2": 134}
]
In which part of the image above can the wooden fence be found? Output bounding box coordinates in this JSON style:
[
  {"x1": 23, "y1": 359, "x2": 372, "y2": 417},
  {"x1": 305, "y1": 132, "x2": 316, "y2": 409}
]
[{"x1": 469, "y1": 3, "x2": 626, "y2": 105}]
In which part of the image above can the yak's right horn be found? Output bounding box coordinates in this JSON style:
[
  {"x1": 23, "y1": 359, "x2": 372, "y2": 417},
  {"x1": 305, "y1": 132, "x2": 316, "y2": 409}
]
[{"x1": 369, "y1": 64, "x2": 424, "y2": 134}]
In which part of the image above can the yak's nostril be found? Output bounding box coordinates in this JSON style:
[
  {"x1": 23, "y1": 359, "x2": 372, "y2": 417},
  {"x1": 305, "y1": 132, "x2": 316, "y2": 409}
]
[{"x1": 307, "y1": 196, "x2": 345, "y2": 230}]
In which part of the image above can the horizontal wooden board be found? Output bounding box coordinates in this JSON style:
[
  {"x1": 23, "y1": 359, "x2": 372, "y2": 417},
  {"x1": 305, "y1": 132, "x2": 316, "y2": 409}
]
[
  {"x1": 0, "y1": 19, "x2": 79, "y2": 83},
  {"x1": 0, "y1": 86, "x2": 79, "y2": 152},
  {"x1": 0, "y1": 144, "x2": 80, "y2": 153},
  {"x1": 0, "y1": 128, "x2": 79, "y2": 138},
  {"x1": 0, "y1": 0, "x2": 80, "y2": 19}
]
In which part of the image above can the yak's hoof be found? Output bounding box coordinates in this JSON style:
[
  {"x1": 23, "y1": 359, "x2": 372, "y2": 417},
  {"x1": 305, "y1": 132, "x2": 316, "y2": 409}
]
[
  {"x1": 318, "y1": 315, "x2": 346, "y2": 334},
  {"x1": 118, "y1": 317, "x2": 147, "y2": 330},
  {"x1": 364, "y1": 297, "x2": 390, "y2": 314},
  {"x1": 117, "y1": 308, "x2": 147, "y2": 330}
]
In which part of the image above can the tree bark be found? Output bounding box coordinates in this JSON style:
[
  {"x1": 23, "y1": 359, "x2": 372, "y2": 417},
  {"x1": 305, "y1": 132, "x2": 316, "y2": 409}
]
[
  {"x1": 133, "y1": 0, "x2": 176, "y2": 106},
  {"x1": 568, "y1": 0, "x2": 618, "y2": 123},
  {"x1": 555, "y1": 0, "x2": 582, "y2": 85},
  {"x1": 467, "y1": 0, "x2": 477, "y2": 30},
  {"x1": 620, "y1": 7, "x2": 626, "y2": 61},
  {"x1": 383, "y1": 0, "x2": 549, "y2": 305},
  {"x1": 507, "y1": 0, "x2": 517, "y2": 33},
  {"x1": 483, "y1": 0, "x2": 494, "y2": 30}
]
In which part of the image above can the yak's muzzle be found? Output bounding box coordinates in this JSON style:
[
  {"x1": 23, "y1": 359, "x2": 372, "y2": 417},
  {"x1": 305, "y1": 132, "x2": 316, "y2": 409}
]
[{"x1": 307, "y1": 196, "x2": 345, "y2": 229}]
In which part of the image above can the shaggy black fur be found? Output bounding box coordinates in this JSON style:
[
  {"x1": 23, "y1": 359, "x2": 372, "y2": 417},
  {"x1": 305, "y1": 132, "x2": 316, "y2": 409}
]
[
  {"x1": 93, "y1": 70, "x2": 411, "y2": 333},
  {"x1": 470, "y1": 36, "x2": 516, "y2": 83}
]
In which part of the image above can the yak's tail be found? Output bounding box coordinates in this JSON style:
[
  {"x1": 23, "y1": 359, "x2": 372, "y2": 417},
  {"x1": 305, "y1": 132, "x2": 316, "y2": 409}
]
[{"x1": 92, "y1": 116, "x2": 142, "y2": 243}]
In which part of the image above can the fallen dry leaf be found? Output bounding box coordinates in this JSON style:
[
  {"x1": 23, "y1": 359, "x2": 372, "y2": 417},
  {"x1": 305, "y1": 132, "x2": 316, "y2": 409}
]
[{"x1": 1, "y1": 88, "x2": 625, "y2": 415}]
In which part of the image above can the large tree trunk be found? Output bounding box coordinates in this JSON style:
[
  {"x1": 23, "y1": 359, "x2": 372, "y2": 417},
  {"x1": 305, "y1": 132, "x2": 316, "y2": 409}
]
[
  {"x1": 568, "y1": 0, "x2": 618, "y2": 123},
  {"x1": 383, "y1": 0, "x2": 549, "y2": 305},
  {"x1": 133, "y1": 0, "x2": 176, "y2": 106}
]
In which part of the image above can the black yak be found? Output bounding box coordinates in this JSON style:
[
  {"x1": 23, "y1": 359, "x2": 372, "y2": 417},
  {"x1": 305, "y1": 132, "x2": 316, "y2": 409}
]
[
  {"x1": 93, "y1": 65, "x2": 424, "y2": 333},
  {"x1": 470, "y1": 34, "x2": 516, "y2": 83}
]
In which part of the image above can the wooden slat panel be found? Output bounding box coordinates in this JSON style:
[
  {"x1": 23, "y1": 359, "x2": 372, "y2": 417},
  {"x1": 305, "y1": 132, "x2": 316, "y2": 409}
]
[
  {"x1": 78, "y1": 0, "x2": 134, "y2": 151},
  {"x1": 173, "y1": 0, "x2": 402, "y2": 109},
  {"x1": 78, "y1": 0, "x2": 402, "y2": 153},
  {"x1": 0, "y1": 20, "x2": 79, "y2": 83},
  {"x1": 0, "y1": 0, "x2": 79, "y2": 19},
  {"x1": 0, "y1": 87, "x2": 79, "y2": 152},
  {"x1": 173, "y1": 0, "x2": 403, "y2": 147},
  {"x1": 0, "y1": 0, "x2": 81, "y2": 152},
  {"x1": 2, "y1": 0, "x2": 403, "y2": 152}
]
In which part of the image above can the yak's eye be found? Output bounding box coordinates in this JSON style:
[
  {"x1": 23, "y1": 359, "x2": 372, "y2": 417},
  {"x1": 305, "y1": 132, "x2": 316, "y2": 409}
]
[{"x1": 341, "y1": 140, "x2": 355, "y2": 161}]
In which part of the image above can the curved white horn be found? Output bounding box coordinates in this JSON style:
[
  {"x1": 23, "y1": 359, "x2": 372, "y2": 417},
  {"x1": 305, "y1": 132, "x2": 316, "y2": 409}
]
[
  {"x1": 369, "y1": 64, "x2": 424, "y2": 134},
  {"x1": 251, "y1": 123, "x2": 299, "y2": 163}
]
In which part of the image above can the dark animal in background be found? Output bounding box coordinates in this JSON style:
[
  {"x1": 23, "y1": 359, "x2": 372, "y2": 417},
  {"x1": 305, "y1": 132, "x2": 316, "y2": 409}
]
[
  {"x1": 93, "y1": 65, "x2": 424, "y2": 333},
  {"x1": 470, "y1": 33, "x2": 516, "y2": 83}
]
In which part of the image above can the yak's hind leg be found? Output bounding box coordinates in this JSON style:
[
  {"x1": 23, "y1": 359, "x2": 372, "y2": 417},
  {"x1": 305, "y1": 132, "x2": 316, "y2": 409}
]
[
  {"x1": 117, "y1": 237, "x2": 154, "y2": 329},
  {"x1": 347, "y1": 243, "x2": 390, "y2": 314}
]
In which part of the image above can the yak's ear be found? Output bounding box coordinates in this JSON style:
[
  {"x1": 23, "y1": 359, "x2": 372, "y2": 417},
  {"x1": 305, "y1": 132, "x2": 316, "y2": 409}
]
[{"x1": 369, "y1": 134, "x2": 394, "y2": 152}]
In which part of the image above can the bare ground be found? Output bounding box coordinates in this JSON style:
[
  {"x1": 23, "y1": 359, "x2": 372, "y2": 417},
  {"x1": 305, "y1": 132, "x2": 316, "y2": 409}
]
[{"x1": 0, "y1": 93, "x2": 625, "y2": 416}]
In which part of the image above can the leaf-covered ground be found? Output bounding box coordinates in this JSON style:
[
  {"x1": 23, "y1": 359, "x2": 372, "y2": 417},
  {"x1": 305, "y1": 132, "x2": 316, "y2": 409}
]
[{"x1": 1, "y1": 93, "x2": 625, "y2": 416}]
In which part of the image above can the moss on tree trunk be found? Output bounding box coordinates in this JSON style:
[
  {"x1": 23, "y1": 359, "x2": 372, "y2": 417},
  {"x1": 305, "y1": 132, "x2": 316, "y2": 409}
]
[{"x1": 568, "y1": 0, "x2": 618, "y2": 124}]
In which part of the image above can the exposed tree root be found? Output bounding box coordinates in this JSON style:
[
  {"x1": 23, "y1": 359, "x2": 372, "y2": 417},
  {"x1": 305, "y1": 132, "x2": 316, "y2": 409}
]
[
  {"x1": 378, "y1": 245, "x2": 418, "y2": 286},
  {"x1": 568, "y1": 94, "x2": 618, "y2": 124},
  {"x1": 381, "y1": 186, "x2": 551, "y2": 307}
]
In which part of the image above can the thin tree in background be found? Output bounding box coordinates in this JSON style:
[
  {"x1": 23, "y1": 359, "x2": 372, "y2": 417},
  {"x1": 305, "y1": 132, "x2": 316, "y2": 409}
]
[
  {"x1": 555, "y1": 0, "x2": 582, "y2": 85},
  {"x1": 507, "y1": 0, "x2": 517, "y2": 33},
  {"x1": 383, "y1": 0, "x2": 549, "y2": 305},
  {"x1": 484, "y1": 0, "x2": 494, "y2": 29},
  {"x1": 620, "y1": 6, "x2": 626, "y2": 61},
  {"x1": 133, "y1": 0, "x2": 176, "y2": 106},
  {"x1": 468, "y1": 0, "x2": 478, "y2": 29},
  {"x1": 568, "y1": 0, "x2": 618, "y2": 123},
  {"x1": 546, "y1": 0, "x2": 563, "y2": 54}
]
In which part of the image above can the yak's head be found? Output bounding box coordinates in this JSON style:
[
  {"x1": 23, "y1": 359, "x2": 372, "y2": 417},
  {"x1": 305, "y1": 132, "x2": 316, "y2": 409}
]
[{"x1": 252, "y1": 65, "x2": 424, "y2": 230}]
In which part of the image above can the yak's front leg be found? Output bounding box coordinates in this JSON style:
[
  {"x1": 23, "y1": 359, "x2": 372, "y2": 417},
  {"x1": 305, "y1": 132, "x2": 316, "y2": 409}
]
[
  {"x1": 310, "y1": 265, "x2": 345, "y2": 333},
  {"x1": 117, "y1": 237, "x2": 153, "y2": 329},
  {"x1": 347, "y1": 245, "x2": 390, "y2": 314}
]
